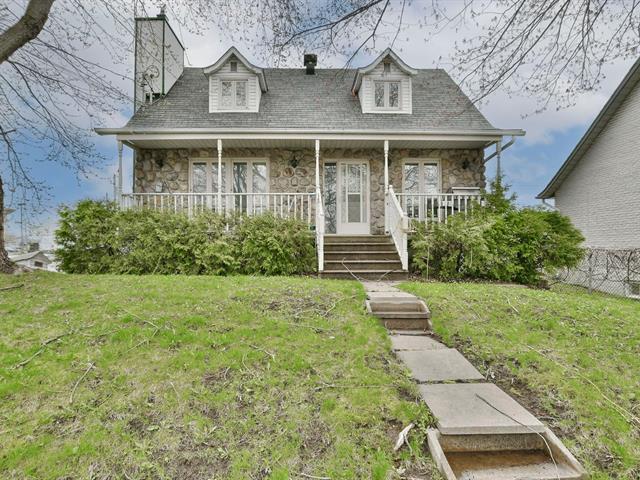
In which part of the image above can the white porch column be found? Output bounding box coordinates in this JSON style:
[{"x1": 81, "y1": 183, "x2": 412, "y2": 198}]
[
  {"x1": 315, "y1": 139, "x2": 320, "y2": 190},
  {"x1": 384, "y1": 140, "x2": 389, "y2": 233},
  {"x1": 117, "y1": 140, "x2": 123, "y2": 205},
  {"x1": 383, "y1": 140, "x2": 389, "y2": 192},
  {"x1": 496, "y1": 139, "x2": 502, "y2": 178},
  {"x1": 217, "y1": 139, "x2": 223, "y2": 212}
]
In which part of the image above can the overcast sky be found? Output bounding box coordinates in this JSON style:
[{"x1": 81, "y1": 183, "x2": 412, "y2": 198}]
[{"x1": 3, "y1": 1, "x2": 636, "y2": 248}]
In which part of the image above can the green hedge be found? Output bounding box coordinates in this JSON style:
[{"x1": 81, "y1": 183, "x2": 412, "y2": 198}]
[
  {"x1": 411, "y1": 178, "x2": 585, "y2": 285},
  {"x1": 55, "y1": 200, "x2": 316, "y2": 275}
]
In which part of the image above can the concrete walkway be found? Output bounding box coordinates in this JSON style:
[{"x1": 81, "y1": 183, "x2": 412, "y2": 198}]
[{"x1": 361, "y1": 280, "x2": 587, "y2": 480}]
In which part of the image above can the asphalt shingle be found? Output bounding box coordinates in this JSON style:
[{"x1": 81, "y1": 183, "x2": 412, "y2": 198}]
[{"x1": 126, "y1": 67, "x2": 494, "y2": 131}]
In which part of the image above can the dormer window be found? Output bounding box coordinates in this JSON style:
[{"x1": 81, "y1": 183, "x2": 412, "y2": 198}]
[
  {"x1": 205, "y1": 47, "x2": 268, "y2": 113},
  {"x1": 221, "y1": 80, "x2": 247, "y2": 109},
  {"x1": 383, "y1": 62, "x2": 391, "y2": 73},
  {"x1": 374, "y1": 81, "x2": 400, "y2": 109}
]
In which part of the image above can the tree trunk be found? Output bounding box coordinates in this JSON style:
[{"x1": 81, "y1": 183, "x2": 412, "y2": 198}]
[
  {"x1": 0, "y1": 0, "x2": 56, "y2": 64},
  {"x1": 0, "y1": 176, "x2": 16, "y2": 274}
]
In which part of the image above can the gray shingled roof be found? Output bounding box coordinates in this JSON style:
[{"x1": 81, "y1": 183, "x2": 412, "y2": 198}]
[{"x1": 126, "y1": 67, "x2": 495, "y2": 131}]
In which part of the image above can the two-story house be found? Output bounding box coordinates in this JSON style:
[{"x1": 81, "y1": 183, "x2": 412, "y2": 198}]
[{"x1": 97, "y1": 12, "x2": 524, "y2": 278}]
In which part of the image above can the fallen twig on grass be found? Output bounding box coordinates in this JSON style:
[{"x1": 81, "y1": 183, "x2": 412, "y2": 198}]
[
  {"x1": 321, "y1": 294, "x2": 358, "y2": 317},
  {"x1": 69, "y1": 362, "x2": 95, "y2": 404},
  {"x1": 246, "y1": 343, "x2": 276, "y2": 360},
  {"x1": 124, "y1": 327, "x2": 159, "y2": 353},
  {"x1": 0, "y1": 284, "x2": 23, "y2": 292},
  {"x1": 14, "y1": 324, "x2": 95, "y2": 369},
  {"x1": 393, "y1": 422, "x2": 414, "y2": 452},
  {"x1": 506, "y1": 296, "x2": 520, "y2": 315}
]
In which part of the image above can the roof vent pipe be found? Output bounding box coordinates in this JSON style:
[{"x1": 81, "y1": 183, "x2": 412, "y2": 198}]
[{"x1": 304, "y1": 54, "x2": 317, "y2": 75}]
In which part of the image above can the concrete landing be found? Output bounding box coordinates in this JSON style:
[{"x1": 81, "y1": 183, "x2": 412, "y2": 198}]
[
  {"x1": 397, "y1": 349, "x2": 485, "y2": 382},
  {"x1": 360, "y1": 281, "x2": 401, "y2": 292},
  {"x1": 419, "y1": 383, "x2": 545, "y2": 435},
  {"x1": 390, "y1": 334, "x2": 447, "y2": 351},
  {"x1": 367, "y1": 291, "x2": 416, "y2": 299}
]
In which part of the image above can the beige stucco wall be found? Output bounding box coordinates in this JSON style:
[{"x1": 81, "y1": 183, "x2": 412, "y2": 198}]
[{"x1": 134, "y1": 147, "x2": 485, "y2": 234}]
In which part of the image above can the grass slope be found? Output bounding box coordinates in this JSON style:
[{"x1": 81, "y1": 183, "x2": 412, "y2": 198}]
[
  {"x1": 0, "y1": 272, "x2": 438, "y2": 479},
  {"x1": 401, "y1": 281, "x2": 640, "y2": 479}
]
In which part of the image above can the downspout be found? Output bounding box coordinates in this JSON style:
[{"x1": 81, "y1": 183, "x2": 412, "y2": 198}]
[{"x1": 541, "y1": 199, "x2": 558, "y2": 210}]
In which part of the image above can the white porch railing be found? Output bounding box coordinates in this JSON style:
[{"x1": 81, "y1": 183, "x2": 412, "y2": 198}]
[
  {"x1": 396, "y1": 193, "x2": 483, "y2": 222},
  {"x1": 120, "y1": 192, "x2": 316, "y2": 224},
  {"x1": 315, "y1": 188, "x2": 325, "y2": 272},
  {"x1": 386, "y1": 186, "x2": 409, "y2": 271}
]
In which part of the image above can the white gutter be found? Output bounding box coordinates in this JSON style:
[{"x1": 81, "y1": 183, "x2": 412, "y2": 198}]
[{"x1": 95, "y1": 127, "x2": 526, "y2": 137}]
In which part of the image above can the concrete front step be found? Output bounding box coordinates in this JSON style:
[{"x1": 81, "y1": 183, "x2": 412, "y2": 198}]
[
  {"x1": 324, "y1": 235, "x2": 394, "y2": 244},
  {"x1": 320, "y1": 270, "x2": 408, "y2": 281},
  {"x1": 324, "y1": 242, "x2": 398, "y2": 252},
  {"x1": 323, "y1": 260, "x2": 402, "y2": 271},
  {"x1": 325, "y1": 251, "x2": 400, "y2": 261},
  {"x1": 428, "y1": 428, "x2": 587, "y2": 480},
  {"x1": 367, "y1": 298, "x2": 428, "y2": 313}
]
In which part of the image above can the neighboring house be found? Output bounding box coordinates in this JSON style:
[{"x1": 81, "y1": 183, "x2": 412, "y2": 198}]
[
  {"x1": 538, "y1": 58, "x2": 640, "y2": 298},
  {"x1": 97, "y1": 12, "x2": 524, "y2": 278},
  {"x1": 9, "y1": 251, "x2": 52, "y2": 271}
]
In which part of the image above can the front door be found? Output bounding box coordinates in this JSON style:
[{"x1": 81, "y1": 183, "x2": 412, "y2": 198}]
[{"x1": 337, "y1": 161, "x2": 370, "y2": 234}]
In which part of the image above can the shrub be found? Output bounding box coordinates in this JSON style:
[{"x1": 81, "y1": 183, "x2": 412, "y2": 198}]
[
  {"x1": 55, "y1": 200, "x2": 315, "y2": 275},
  {"x1": 234, "y1": 214, "x2": 316, "y2": 275},
  {"x1": 411, "y1": 178, "x2": 585, "y2": 285}
]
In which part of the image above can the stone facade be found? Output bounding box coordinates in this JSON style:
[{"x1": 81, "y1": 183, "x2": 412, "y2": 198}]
[{"x1": 134, "y1": 147, "x2": 485, "y2": 234}]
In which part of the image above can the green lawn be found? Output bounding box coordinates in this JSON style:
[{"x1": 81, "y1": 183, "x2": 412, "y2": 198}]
[
  {"x1": 401, "y1": 281, "x2": 640, "y2": 480},
  {"x1": 0, "y1": 272, "x2": 438, "y2": 479}
]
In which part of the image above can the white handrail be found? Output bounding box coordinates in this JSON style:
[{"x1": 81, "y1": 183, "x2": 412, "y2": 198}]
[
  {"x1": 395, "y1": 192, "x2": 483, "y2": 222},
  {"x1": 315, "y1": 188, "x2": 325, "y2": 272},
  {"x1": 120, "y1": 192, "x2": 316, "y2": 224},
  {"x1": 386, "y1": 186, "x2": 409, "y2": 271}
]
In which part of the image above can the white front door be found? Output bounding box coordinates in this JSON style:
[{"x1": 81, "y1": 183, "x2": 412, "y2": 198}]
[{"x1": 337, "y1": 161, "x2": 370, "y2": 234}]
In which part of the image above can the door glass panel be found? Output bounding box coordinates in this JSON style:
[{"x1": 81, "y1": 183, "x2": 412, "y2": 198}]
[
  {"x1": 233, "y1": 162, "x2": 247, "y2": 212},
  {"x1": 252, "y1": 162, "x2": 267, "y2": 213},
  {"x1": 191, "y1": 162, "x2": 207, "y2": 193},
  {"x1": 212, "y1": 163, "x2": 226, "y2": 192},
  {"x1": 404, "y1": 163, "x2": 419, "y2": 218},
  {"x1": 348, "y1": 194, "x2": 361, "y2": 222},
  {"x1": 324, "y1": 163, "x2": 337, "y2": 234},
  {"x1": 424, "y1": 163, "x2": 439, "y2": 194}
]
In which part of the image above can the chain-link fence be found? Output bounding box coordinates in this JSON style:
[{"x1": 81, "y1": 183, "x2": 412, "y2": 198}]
[{"x1": 550, "y1": 248, "x2": 640, "y2": 299}]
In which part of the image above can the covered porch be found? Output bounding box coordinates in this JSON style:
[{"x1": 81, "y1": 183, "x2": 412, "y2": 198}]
[{"x1": 98, "y1": 129, "x2": 523, "y2": 270}]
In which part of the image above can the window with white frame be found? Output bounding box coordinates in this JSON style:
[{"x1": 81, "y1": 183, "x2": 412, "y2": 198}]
[
  {"x1": 190, "y1": 159, "x2": 268, "y2": 212},
  {"x1": 402, "y1": 161, "x2": 440, "y2": 219},
  {"x1": 220, "y1": 80, "x2": 248, "y2": 109},
  {"x1": 374, "y1": 81, "x2": 400, "y2": 109}
]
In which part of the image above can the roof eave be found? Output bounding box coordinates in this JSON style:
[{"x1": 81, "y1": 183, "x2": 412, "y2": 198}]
[{"x1": 95, "y1": 127, "x2": 525, "y2": 137}]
